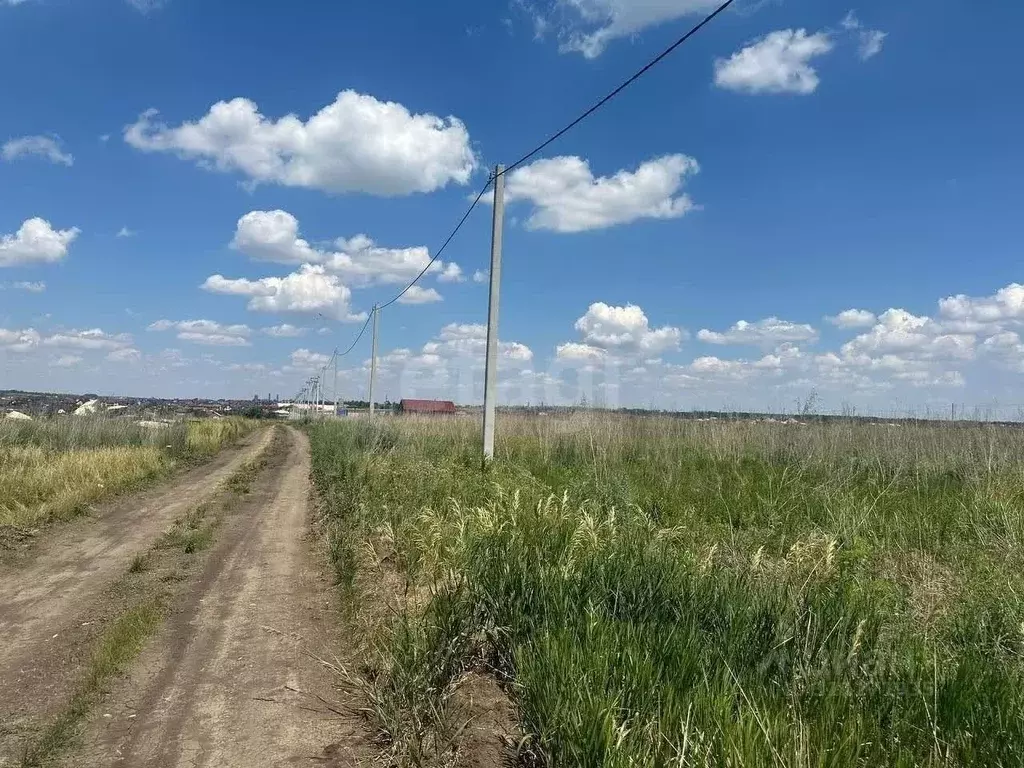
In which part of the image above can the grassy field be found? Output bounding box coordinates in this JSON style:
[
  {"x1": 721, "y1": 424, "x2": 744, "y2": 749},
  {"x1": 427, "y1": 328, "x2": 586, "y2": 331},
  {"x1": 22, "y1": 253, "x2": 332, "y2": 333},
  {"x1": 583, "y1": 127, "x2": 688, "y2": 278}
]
[
  {"x1": 309, "y1": 414, "x2": 1024, "y2": 767},
  {"x1": 0, "y1": 417, "x2": 253, "y2": 531}
]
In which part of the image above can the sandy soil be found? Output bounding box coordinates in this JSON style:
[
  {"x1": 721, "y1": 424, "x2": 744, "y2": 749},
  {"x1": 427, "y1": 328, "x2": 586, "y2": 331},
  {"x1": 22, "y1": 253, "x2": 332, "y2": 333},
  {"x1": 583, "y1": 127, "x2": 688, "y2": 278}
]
[{"x1": 65, "y1": 427, "x2": 362, "y2": 767}]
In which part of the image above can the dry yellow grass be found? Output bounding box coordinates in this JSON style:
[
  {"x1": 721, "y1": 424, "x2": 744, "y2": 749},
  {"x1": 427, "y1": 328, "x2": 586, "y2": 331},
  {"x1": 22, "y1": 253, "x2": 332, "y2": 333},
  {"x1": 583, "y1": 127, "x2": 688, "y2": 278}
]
[
  {"x1": 0, "y1": 445, "x2": 166, "y2": 528},
  {"x1": 0, "y1": 416, "x2": 257, "y2": 532}
]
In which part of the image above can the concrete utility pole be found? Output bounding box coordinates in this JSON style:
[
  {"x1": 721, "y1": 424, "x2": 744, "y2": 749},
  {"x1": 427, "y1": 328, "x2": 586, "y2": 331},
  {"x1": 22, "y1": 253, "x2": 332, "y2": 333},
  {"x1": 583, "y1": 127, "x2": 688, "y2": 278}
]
[
  {"x1": 482, "y1": 165, "x2": 505, "y2": 464},
  {"x1": 369, "y1": 305, "x2": 380, "y2": 418},
  {"x1": 333, "y1": 351, "x2": 339, "y2": 417}
]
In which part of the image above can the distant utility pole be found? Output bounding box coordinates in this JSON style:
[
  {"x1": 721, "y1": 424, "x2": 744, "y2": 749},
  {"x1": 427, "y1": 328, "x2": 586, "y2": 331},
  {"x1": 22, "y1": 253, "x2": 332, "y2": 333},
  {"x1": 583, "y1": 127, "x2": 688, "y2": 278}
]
[
  {"x1": 333, "y1": 351, "x2": 339, "y2": 417},
  {"x1": 369, "y1": 304, "x2": 380, "y2": 418},
  {"x1": 482, "y1": 164, "x2": 505, "y2": 465}
]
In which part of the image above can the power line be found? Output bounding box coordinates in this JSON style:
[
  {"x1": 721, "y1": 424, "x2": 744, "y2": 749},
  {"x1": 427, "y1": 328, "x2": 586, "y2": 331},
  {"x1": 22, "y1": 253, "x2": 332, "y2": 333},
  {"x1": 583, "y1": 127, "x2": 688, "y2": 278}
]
[
  {"x1": 308, "y1": 0, "x2": 735, "y2": 366},
  {"x1": 500, "y1": 0, "x2": 737, "y2": 176},
  {"x1": 336, "y1": 312, "x2": 373, "y2": 357},
  {"x1": 377, "y1": 176, "x2": 493, "y2": 310}
]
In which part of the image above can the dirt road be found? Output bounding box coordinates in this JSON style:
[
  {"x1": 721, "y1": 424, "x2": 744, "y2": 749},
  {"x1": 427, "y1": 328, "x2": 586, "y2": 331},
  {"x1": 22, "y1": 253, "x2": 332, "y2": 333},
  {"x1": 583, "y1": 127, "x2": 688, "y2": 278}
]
[
  {"x1": 65, "y1": 427, "x2": 358, "y2": 767},
  {"x1": 0, "y1": 429, "x2": 274, "y2": 751}
]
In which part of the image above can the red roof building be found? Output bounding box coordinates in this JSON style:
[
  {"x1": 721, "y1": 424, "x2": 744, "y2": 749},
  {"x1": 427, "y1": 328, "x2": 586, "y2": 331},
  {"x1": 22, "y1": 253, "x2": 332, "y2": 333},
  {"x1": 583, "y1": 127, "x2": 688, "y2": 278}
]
[{"x1": 399, "y1": 399, "x2": 457, "y2": 415}]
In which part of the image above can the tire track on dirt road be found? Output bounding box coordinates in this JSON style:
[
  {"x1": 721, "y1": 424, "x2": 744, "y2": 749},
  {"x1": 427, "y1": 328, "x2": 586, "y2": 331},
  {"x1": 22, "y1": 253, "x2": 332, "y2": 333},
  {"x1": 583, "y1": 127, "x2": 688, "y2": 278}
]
[
  {"x1": 66, "y1": 427, "x2": 362, "y2": 767},
  {"x1": 0, "y1": 428, "x2": 274, "y2": 762}
]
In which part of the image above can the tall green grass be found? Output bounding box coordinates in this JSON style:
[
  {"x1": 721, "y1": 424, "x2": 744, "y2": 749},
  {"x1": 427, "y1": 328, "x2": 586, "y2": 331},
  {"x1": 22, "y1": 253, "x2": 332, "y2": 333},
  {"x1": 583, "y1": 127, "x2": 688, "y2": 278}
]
[{"x1": 309, "y1": 415, "x2": 1024, "y2": 767}]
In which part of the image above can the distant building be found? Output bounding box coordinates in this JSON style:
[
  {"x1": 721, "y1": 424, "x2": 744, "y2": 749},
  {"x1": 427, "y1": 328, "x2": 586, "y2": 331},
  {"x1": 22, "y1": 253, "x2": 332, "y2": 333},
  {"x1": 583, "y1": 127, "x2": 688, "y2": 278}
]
[{"x1": 399, "y1": 399, "x2": 456, "y2": 415}]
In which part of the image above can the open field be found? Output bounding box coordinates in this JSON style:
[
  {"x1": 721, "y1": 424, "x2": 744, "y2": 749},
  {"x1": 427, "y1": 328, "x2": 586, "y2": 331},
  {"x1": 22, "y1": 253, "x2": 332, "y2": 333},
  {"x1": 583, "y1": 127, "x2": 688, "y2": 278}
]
[
  {"x1": 309, "y1": 414, "x2": 1024, "y2": 767},
  {"x1": 0, "y1": 417, "x2": 254, "y2": 532}
]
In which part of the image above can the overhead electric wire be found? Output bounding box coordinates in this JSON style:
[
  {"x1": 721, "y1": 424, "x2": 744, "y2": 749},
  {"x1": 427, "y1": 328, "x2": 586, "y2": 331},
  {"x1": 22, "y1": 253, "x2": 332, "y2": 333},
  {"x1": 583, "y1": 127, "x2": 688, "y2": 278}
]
[
  {"x1": 336, "y1": 311, "x2": 374, "y2": 357},
  {"x1": 321, "y1": 0, "x2": 735, "y2": 356},
  {"x1": 499, "y1": 0, "x2": 737, "y2": 176},
  {"x1": 377, "y1": 176, "x2": 494, "y2": 311}
]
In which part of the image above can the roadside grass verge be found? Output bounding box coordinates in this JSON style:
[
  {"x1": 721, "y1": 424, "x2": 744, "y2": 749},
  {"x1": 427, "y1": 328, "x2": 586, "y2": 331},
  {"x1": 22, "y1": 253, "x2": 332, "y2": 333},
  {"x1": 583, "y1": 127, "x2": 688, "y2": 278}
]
[
  {"x1": 0, "y1": 417, "x2": 257, "y2": 535},
  {"x1": 308, "y1": 415, "x2": 1024, "y2": 767},
  {"x1": 16, "y1": 427, "x2": 282, "y2": 766},
  {"x1": 20, "y1": 604, "x2": 162, "y2": 768}
]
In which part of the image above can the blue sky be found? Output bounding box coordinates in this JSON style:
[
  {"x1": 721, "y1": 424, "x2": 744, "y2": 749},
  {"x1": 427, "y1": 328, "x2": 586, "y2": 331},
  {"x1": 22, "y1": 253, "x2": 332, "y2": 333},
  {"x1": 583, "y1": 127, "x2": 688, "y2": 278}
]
[{"x1": 2, "y1": 0, "x2": 1023, "y2": 414}]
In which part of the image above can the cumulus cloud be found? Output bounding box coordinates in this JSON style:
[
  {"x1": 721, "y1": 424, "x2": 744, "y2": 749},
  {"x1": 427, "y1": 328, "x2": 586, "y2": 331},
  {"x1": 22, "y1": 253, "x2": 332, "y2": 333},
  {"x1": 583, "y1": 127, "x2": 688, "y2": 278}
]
[
  {"x1": 125, "y1": 90, "x2": 477, "y2": 195},
  {"x1": 149, "y1": 319, "x2": 252, "y2": 347},
  {"x1": 0, "y1": 328, "x2": 42, "y2": 351},
  {"x1": 817, "y1": 308, "x2": 976, "y2": 389},
  {"x1": 202, "y1": 265, "x2": 365, "y2": 321},
  {"x1": 417, "y1": 322, "x2": 533, "y2": 364},
  {"x1": 43, "y1": 329, "x2": 134, "y2": 351},
  {"x1": 287, "y1": 348, "x2": 332, "y2": 372},
  {"x1": 698, "y1": 317, "x2": 818, "y2": 347},
  {"x1": 826, "y1": 309, "x2": 876, "y2": 329},
  {"x1": 557, "y1": 0, "x2": 725, "y2": 58},
  {"x1": 2, "y1": 135, "x2": 73, "y2": 166},
  {"x1": 230, "y1": 210, "x2": 460, "y2": 288},
  {"x1": 685, "y1": 343, "x2": 807, "y2": 382},
  {"x1": 397, "y1": 286, "x2": 443, "y2": 305},
  {"x1": 436, "y1": 263, "x2": 464, "y2": 283},
  {"x1": 504, "y1": 155, "x2": 699, "y2": 233},
  {"x1": 107, "y1": 347, "x2": 142, "y2": 363},
  {"x1": 938, "y1": 283, "x2": 1024, "y2": 331},
  {"x1": 0, "y1": 218, "x2": 80, "y2": 267},
  {"x1": 559, "y1": 303, "x2": 684, "y2": 362},
  {"x1": 116, "y1": 226, "x2": 136, "y2": 238},
  {"x1": 472, "y1": 270, "x2": 488, "y2": 284},
  {"x1": 555, "y1": 342, "x2": 607, "y2": 363},
  {"x1": 262, "y1": 324, "x2": 307, "y2": 338},
  {"x1": 714, "y1": 29, "x2": 834, "y2": 94}
]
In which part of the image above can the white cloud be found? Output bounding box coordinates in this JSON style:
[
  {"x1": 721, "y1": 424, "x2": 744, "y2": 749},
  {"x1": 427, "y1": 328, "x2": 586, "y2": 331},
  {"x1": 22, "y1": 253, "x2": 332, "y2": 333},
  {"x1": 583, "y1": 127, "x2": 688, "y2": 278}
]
[
  {"x1": 420, "y1": 322, "x2": 533, "y2": 363},
  {"x1": 42, "y1": 328, "x2": 134, "y2": 351},
  {"x1": 569, "y1": 303, "x2": 685, "y2": 358},
  {"x1": 148, "y1": 319, "x2": 252, "y2": 347},
  {"x1": 826, "y1": 309, "x2": 876, "y2": 329},
  {"x1": 2, "y1": 135, "x2": 73, "y2": 166},
  {"x1": 231, "y1": 210, "x2": 461, "y2": 287},
  {"x1": 0, "y1": 328, "x2": 42, "y2": 352},
  {"x1": 262, "y1": 324, "x2": 307, "y2": 338},
  {"x1": 202, "y1": 264, "x2": 365, "y2": 321},
  {"x1": 51, "y1": 354, "x2": 83, "y2": 368},
  {"x1": 326, "y1": 238, "x2": 442, "y2": 288},
  {"x1": 832, "y1": 309, "x2": 976, "y2": 377},
  {"x1": 472, "y1": 270, "x2": 488, "y2": 284},
  {"x1": 938, "y1": 284, "x2": 1024, "y2": 331},
  {"x1": 107, "y1": 347, "x2": 142, "y2": 363},
  {"x1": 125, "y1": 90, "x2": 477, "y2": 195},
  {"x1": 287, "y1": 348, "x2": 331, "y2": 372},
  {"x1": 231, "y1": 210, "x2": 319, "y2": 265},
  {"x1": 437, "y1": 263, "x2": 464, "y2": 283},
  {"x1": 0, "y1": 218, "x2": 80, "y2": 267},
  {"x1": 397, "y1": 286, "x2": 443, "y2": 305},
  {"x1": 685, "y1": 344, "x2": 806, "y2": 381},
  {"x1": 13, "y1": 281, "x2": 46, "y2": 293},
  {"x1": 557, "y1": 0, "x2": 724, "y2": 58},
  {"x1": 698, "y1": 317, "x2": 818, "y2": 347},
  {"x1": 858, "y1": 30, "x2": 886, "y2": 60},
  {"x1": 116, "y1": 226, "x2": 136, "y2": 238},
  {"x1": 841, "y1": 11, "x2": 886, "y2": 61},
  {"x1": 555, "y1": 342, "x2": 607, "y2": 363},
  {"x1": 223, "y1": 362, "x2": 268, "y2": 373},
  {"x1": 504, "y1": 154, "x2": 699, "y2": 233},
  {"x1": 714, "y1": 29, "x2": 834, "y2": 95}
]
